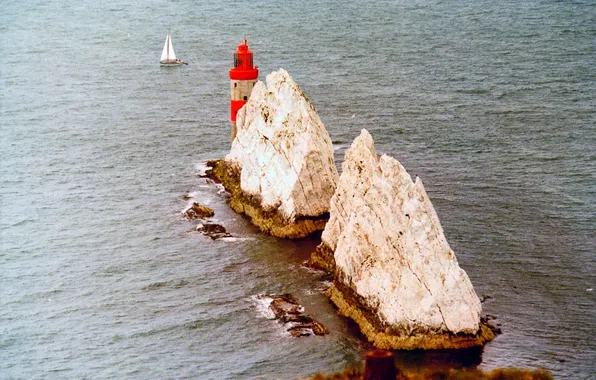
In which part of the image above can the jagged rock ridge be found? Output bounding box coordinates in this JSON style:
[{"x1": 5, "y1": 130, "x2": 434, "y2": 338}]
[
  {"x1": 311, "y1": 129, "x2": 496, "y2": 350},
  {"x1": 207, "y1": 69, "x2": 338, "y2": 238}
]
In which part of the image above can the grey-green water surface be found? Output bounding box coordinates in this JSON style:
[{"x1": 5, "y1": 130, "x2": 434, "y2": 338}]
[{"x1": 1, "y1": 0, "x2": 594, "y2": 378}]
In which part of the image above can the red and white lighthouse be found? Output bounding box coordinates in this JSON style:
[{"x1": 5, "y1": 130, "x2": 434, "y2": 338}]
[{"x1": 229, "y1": 35, "x2": 258, "y2": 141}]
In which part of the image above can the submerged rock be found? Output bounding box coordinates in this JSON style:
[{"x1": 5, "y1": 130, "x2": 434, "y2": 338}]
[
  {"x1": 196, "y1": 222, "x2": 232, "y2": 240},
  {"x1": 206, "y1": 69, "x2": 338, "y2": 238},
  {"x1": 259, "y1": 294, "x2": 328, "y2": 337},
  {"x1": 310, "y1": 129, "x2": 496, "y2": 350},
  {"x1": 183, "y1": 201, "x2": 215, "y2": 220}
]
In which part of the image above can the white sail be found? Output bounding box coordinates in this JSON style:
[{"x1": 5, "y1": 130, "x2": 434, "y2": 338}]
[{"x1": 160, "y1": 31, "x2": 177, "y2": 63}]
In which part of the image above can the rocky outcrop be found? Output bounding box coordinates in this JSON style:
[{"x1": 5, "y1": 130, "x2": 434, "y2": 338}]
[
  {"x1": 310, "y1": 129, "x2": 496, "y2": 350},
  {"x1": 196, "y1": 222, "x2": 232, "y2": 240},
  {"x1": 258, "y1": 294, "x2": 329, "y2": 337},
  {"x1": 206, "y1": 69, "x2": 338, "y2": 238},
  {"x1": 183, "y1": 201, "x2": 215, "y2": 220}
]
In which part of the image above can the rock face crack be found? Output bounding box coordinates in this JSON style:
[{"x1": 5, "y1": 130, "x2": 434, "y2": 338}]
[
  {"x1": 370, "y1": 200, "x2": 448, "y2": 333},
  {"x1": 331, "y1": 194, "x2": 349, "y2": 225},
  {"x1": 253, "y1": 127, "x2": 314, "y2": 218},
  {"x1": 404, "y1": 260, "x2": 447, "y2": 332}
]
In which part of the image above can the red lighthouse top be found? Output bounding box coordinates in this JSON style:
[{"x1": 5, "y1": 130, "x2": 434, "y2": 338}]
[{"x1": 229, "y1": 36, "x2": 258, "y2": 81}]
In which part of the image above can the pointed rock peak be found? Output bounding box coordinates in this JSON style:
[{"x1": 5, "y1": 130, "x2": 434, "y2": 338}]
[{"x1": 351, "y1": 129, "x2": 377, "y2": 158}]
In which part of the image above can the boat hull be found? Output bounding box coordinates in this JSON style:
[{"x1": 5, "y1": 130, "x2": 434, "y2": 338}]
[{"x1": 160, "y1": 60, "x2": 188, "y2": 66}]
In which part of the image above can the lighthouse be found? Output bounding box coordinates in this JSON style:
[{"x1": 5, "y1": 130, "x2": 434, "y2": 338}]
[{"x1": 229, "y1": 35, "x2": 258, "y2": 141}]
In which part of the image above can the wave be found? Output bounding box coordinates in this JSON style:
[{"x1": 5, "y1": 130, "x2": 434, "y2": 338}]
[
  {"x1": 195, "y1": 162, "x2": 210, "y2": 177},
  {"x1": 250, "y1": 295, "x2": 276, "y2": 320}
]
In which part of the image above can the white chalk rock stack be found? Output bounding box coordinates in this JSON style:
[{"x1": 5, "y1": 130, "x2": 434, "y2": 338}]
[
  {"x1": 319, "y1": 129, "x2": 492, "y2": 349},
  {"x1": 220, "y1": 69, "x2": 338, "y2": 238}
]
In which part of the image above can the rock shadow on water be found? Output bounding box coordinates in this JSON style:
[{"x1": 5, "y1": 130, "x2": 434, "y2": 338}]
[
  {"x1": 142, "y1": 279, "x2": 190, "y2": 291},
  {"x1": 393, "y1": 346, "x2": 484, "y2": 373},
  {"x1": 222, "y1": 260, "x2": 251, "y2": 273}
]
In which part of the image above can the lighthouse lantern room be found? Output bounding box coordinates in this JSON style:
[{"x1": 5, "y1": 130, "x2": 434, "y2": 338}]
[{"x1": 229, "y1": 35, "x2": 259, "y2": 141}]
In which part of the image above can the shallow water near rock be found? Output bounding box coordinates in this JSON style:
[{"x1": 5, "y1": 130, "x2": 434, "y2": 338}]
[{"x1": 1, "y1": 0, "x2": 594, "y2": 379}]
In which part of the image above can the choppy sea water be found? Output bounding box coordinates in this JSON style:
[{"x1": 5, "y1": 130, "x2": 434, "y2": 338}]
[{"x1": 1, "y1": 0, "x2": 594, "y2": 378}]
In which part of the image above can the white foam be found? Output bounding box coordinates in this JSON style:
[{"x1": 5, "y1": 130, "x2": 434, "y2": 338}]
[
  {"x1": 300, "y1": 262, "x2": 327, "y2": 274},
  {"x1": 315, "y1": 281, "x2": 333, "y2": 292},
  {"x1": 195, "y1": 162, "x2": 210, "y2": 176},
  {"x1": 217, "y1": 236, "x2": 255, "y2": 243},
  {"x1": 181, "y1": 199, "x2": 196, "y2": 214},
  {"x1": 284, "y1": 323, "x2": 314, "y2": 336},
  {"x1": 215, "y1": 184, "x2": 227, "y2": 194},
  {"x1": 333, "y1": 143, "x2": 347, "y2": 152},
  {"x1": 304, "y1": 281, "x2": 332, "y2": 295},
  {"x1": 251, "y1": 295, "x2": 275, "y2": 319}
]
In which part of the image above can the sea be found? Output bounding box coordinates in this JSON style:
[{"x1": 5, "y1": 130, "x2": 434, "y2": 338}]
[{"x1": 1, "y1": 0, "x2": 594, "y2": 379}]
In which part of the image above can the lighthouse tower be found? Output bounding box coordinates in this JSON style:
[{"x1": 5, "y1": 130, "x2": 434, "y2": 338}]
[{"x1": 229, "y1": 36, "x2": 258, "y2": 141}]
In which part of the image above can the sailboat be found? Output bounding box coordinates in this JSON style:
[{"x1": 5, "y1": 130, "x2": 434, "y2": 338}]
[{"x1": 160, "y1": 31, "x2": 188, "y2": 65}]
